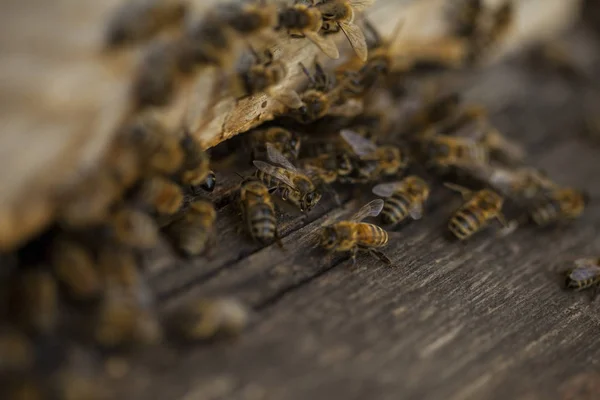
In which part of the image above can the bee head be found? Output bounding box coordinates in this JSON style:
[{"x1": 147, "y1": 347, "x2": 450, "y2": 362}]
[{"x1": 320, "y1": 226, "x2": 338, "y2": 249}]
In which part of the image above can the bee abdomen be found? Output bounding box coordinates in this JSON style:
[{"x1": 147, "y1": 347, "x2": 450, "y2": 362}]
[
  {"x1": 382, "y1": 195, "x2": 410, "y2": 225},
  {"x1": 247, "y1": 205, "x2": 277, "y2": 243},
  {"x1": 449, "y1": 209, "x2": 481, "y2": 240},
  {"x1": 358, "y1": 224, "x2": 388, "y2": 247}
]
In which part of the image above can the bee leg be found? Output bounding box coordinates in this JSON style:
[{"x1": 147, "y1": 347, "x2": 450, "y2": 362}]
[
  {"x1": 350, "y1": 248, "x2": 358, "y2": 265},
  {"x1": 369, "y1": 249, "x2": 392, "y2": 266}
]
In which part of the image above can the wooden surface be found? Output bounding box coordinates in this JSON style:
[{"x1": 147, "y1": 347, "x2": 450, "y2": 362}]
[{"x1": 102, "y1": 26, "x2": 600, "y2": 400}]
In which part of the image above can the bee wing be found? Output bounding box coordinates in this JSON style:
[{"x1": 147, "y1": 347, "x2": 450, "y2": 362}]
[
  {"x1": 371, "y1": 181, "x2": 404, "y2": 198},
  {"x1": 408, "y1": 203, "x2": 424, "y2": 220},
  {"x1": 349, "y1": 0, "x2": 376, "y2": 12},
  {"x1": 339, "y1": 21, "x2": 368, "y2": 61},
  {"x1": 305, "y1": 31, "x2": 340, "y2": 59},
  {"x1": 340, "y1": 129, "x2": 378, "y2": 158},
  {"x1": 271, "y1": 89, "x2": 304, "y2": 109},
  {"x1": 266, "y1": 143, "x2": 299, "y2": 171},
  {"x1": 253, "y1": 160, "x2": 299, "y2": 189},
  {"x1": 349, "y1": 199, "x2": 384, "y2": 222},
  {"x1": 569, "y1": 264, "x2": 600, "y2": 281}
]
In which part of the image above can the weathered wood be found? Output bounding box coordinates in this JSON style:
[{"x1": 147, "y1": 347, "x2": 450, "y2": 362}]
[{"x1": 96, "y1": 25, "x2": 600, "y2": 400}]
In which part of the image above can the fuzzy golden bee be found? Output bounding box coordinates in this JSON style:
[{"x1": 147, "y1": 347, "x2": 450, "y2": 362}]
[
  {"x1": 105, "y1": 0, "x2": 187, "y2": 48},
  {"x1": 528, "y1": 187, "x2": 588, "y2": 226},
  {"x1": 165, "y1": 199, "x2": 217, "y2": 256},
  {"x1": 254, "y1": 144, "x2": 322, "y2": 212},
  {"x1": 446, "y1": 183, "x2": 508, "y2": 240},
  {"x1": 97, "y1": 244, "x2": 142, "y2": 296},
  {"x1": 51, "y1": 237, "x2": 103, "y2": 301},
  {"x1": 216, "y1": 1, "x2": 278, "y2": 36},
  {"x1": 420, "y1": 134, "x2": 488, "y2": 170},
  {"x1": 239, "y1": 177, "x2": 281, "y2": 246},
  {"x1": 340, "y1": 129, "x2": 407, "y2": 182},
  {"x1": 250, "y1": 127, "x2": 301, "y2": 162},
  {"x1": 169, "y1": 297, "x2": 249, "y2": 341},
  {"x1": 137, "y1": 176, "x2": 184, "y2": 216},
  {"x1": 564, "y1": 258, "x2": 600, "y2": 298},
  {"x1": 318, "y1": 199, "x2": 391, "y2": 265},
  {"x1": 175, "y1": 134, "x2": 216, "y2": 193},
  {"x1": 408, "y1": 92, "x2": 463, "y2": 134},
  {"x1": 316, "y1": 0, "x2": 374, "y2": 61},
  {"x1": 300, "y1": 152, "x2": 354, "y2": 185},
  {"x1": 372, "y1": 176, "x2": 431, "y2": 225},
  {"x1": 276, "y1": 4, "x2": 339, "y2": 59}
]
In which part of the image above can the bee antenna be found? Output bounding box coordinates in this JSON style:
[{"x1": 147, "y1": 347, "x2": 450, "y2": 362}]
[
  {"x1": 234, "y1": 172, "x2": 246, "y2": 181},
  {"x1": 299, "y1": 62, "x2": 316, "y2": 85}
]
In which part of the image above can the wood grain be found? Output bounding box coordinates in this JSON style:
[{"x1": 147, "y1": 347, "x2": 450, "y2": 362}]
[{"x1": 98, "y1": 25, "x2": 600, "y2": 400}]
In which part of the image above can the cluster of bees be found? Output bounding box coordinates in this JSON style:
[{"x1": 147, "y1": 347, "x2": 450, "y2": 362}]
[{"x1": 0, "y1": 0, "x2": 596, "y2": 398}]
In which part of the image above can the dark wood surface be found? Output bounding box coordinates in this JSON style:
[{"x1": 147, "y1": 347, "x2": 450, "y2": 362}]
[{"x1": 113, "y1": 28, "x2": 600, "y2": 400}]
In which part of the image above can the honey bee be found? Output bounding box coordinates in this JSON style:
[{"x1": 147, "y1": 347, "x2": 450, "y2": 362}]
[
  {"x1": 420, "y1": 134, "x2": 488, "y2": 170},
  {"x1": 11, "y1": 270, "x2": 59, "y2": 335},
  {"x1": 105, "y1": 0, "x2": 187, "y2": 48},
  {"x1": 216, "y1": 1, "x2": 278, "y2": 36},
  {"x1": 565, "y1": 258, "x2": 600, "y2": 298},
  {"x1": 340, "y1": 129, "x2": 407, "y2": 182},
  {"x1": 164, "y1": 199, "x2": 216, "y2": 256},
  {"x1": 250, "y1": 127, "x2": 301, "y2": 162},
  {"x1": 408, "y1": 92, "x2": 463, "y2": 134},
  {"x1": 51, "y1": 238, "x2": 103, "y2": 301},
  {"x1": 528, "y1": 187, "x2": 588, "y2": 226},
  {"x1": 253, "y1": 144, "x2": 321, "y2": 212},
  {"x1": 176, "y1": 134, "x2": 216, "y2": 193},
  {"x1": 276, "y1": 4, "x2": 339, "y2": 59},
  {"x1": 97, "y1": 245, "x2": 141, "y2": 296},
  {"x1": 124, "y1": 113, "x2": 184, "y2": 175},
  {"x1": 137, "y1": 176, "x2": 184, "y2": 215},
  {"x1": 468, "y1": 0, "x2": 515, "y2": 62},
  {"x1": 239, "y1": 177, "x2": 280, "y2": 246},
  {"x1": 300, "y1": 152, "x2": 354, "y2": 184},
  {"x1": 318, "y1": 199, "x2": 391, "y2": 265},
  {"x1": 0, "y1": 328, "x2": 34, "y2": 373},
  {"x1": 169, "y1": 297, "x2": 249, "y2": 341},
  {"x1": 372, "y1": 176, "x2": 431, "y2": 225},
  {"x1": 316, "y1": 0, "x2": 374, "y2": 61},
  {"x1": 446, "y1": 183, "x2": 508, "y2": 240},
  {"x1": 107, "y1": 207, "x2": 159, "y2": 250}
]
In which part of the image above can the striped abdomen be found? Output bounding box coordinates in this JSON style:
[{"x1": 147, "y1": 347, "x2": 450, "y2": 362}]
[
  {"x1": 246, "y1": 202, "x2": 277, "y2": 244},
  {"x1": 448, "y1": 207, "x2": 485, "y2": 240},
  {"x1": 382, "y1": 193, "x2": 412, "y2": 225},
  {"x1": 356, "y1": 223, "x2": 388, "y2": 248}
]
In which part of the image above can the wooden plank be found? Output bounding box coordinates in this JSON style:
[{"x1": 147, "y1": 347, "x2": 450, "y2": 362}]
[{"x1": 102, "y1": 27, "x2": 600, "y2": 400}]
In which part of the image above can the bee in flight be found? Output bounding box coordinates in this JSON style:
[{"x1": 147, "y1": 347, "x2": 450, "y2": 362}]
[
  {"x1": 315, "y1": 0, "x2": 375, "y2": 62},
  {"x1": 564, "y1": 258, "x2": 600, "y2": 299},
  {"x1": 446, "y1": 183, "x2": 509, "y2": 240},
  {"x1": 372, "y1": 176, "x2": 431, "y2": 226},
  {"x1": 340, "y1": 129, "x2": 407, "y2": 182},
  {"x1": 318, "y1": 199, "x2": 392, "y2": 265},
  {"x1": 276, "y1": 4, "x2": 340, "y2": 59},
  {"x1": 254, "y1": 143, "x2": 322, "y2": 213},
  {"x1": 528, "y1": 187, "x2": 588, "y2": 227},
  {"x1": 239, "y1": 176, "x2": 282, "y2": 247}
]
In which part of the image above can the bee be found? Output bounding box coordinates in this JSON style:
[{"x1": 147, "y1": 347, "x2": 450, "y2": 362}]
[
  {"x1": 107, "y1": 207, "x2": 159, "y2": 250},
  {"x1": 97, "y1": 245, "x2": 141, "y2": 294},
  {"x1": 239, "y1": 177, "x2": 280, "y2": 246},
  {"x1": 0, "y1": 328, "x2": 34, "y2": 373},
  {"x1": 176, "y1": 134, "x2": 216, "y2": 193},
  {"x1": 123, "y1": 113, "x2": 184, "y2": 175},
  {"x1": 408, "y1": 92, "x2": 463, "y2": 134},
  {"x1": 469, "y1": 0, "x2": 515, "y2": 62},
  {"x1": 250, "y1": 127, "x2": 301, "y2": 162},
  {"x1": 137, "y1": 176, "x2": 184, "y2": 215},
  {"x1": 11, "y1": 270, "x2": 59, "y2": 335},
  {"x1": 340, "y1": 129, "x2": 407, "y2": 182},
  {"x1": 177, "y1": 16, "x2": 240, "y2": 73},
  {"x1": 316, "y1": 0, "x2": 375, "y2": 61},
  {"x1": 276, "y1": 4, "x2": 339, "y2": 59},
  {"x1": 300, "y1": 152, "x2": 354, "y2": 184},
  {"x1": 169, "y1": 297, "x2": 249, "y2": 341},
  {"x1": 216, "y1": 1, "x2": 278, "y2": 36},
  {"x1": 318, "y1": 199, "x2": 391, "y2": 265},
  {"x1": 420, "y1": 134, "x2": 488, "y2": 170},
  {"x1": 51, "y1": 238, "x2": 103, "y2": 301},
  {"x1": 528, "y1": 187, "x2": 588, "y2": 226},
  {"x1": 253, "y1": 144, "x2": 321, "y2": 212},
  {"x1": 165, "y1": 199, "x2": 217, "y2": 256},
  {"x1": 565, "y1": 258, "x2": 600, "y2": 298},
  {"x1": 372, "y1": 176, "x2": 431, "y2": 225},
  {"x1": 446, "y1": 183, "x2": 508, "y2": 240},
  {"x1": 105, "y1": 0, "x2": 187, "y2": 48}
]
